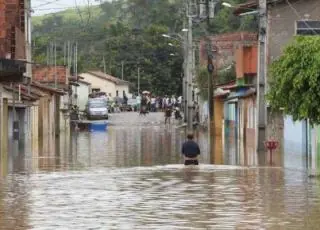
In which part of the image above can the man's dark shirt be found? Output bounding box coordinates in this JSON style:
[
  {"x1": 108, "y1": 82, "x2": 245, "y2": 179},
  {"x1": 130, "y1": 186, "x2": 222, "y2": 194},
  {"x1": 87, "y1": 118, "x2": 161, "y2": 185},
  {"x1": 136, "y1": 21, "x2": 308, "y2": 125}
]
[
  {"x1": 165, "y1": 109, "x2": 172, "y2": 117},
  {"x1": 181, "y1": 140, "x2": 200, "y2": 158}
]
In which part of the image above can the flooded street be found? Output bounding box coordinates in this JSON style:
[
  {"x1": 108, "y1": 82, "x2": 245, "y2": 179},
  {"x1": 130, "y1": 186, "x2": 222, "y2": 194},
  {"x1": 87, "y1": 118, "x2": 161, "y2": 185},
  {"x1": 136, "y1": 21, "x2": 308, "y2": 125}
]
[{"x1": 1, "y1": 113, "x2": 320, "y2": 229}]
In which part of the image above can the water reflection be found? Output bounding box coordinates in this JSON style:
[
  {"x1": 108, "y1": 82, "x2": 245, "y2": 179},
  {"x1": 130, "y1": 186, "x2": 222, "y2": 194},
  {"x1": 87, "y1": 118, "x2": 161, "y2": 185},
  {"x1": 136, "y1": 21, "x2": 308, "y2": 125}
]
[
  {"x1": 0, "y1": 166, "x2": 319, "y2": 229},
  {"x1": 72, "y1": 126, "x2": 209, "y2": 169},
  {"x1": 1, "y1": 113, "x2": 320, "y2": 229}
]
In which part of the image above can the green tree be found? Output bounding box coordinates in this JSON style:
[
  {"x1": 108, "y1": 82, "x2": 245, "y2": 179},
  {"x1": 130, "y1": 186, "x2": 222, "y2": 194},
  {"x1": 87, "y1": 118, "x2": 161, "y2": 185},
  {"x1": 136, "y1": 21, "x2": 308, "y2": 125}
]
[
  {"x1": 31, "y1": 0, "x2": 255, "y2": 96},
  {"x1": 195, "y1": 63, "x2": 236, "y2": 100},
  {"x1": 267, "y1": 36, "x2": 320, "y2": 125}
]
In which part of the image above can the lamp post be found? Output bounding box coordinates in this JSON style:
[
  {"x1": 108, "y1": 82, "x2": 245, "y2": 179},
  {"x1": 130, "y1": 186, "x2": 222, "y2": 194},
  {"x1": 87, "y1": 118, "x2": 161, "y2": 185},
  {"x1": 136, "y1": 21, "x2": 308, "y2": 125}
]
[{"x1": 162, "y1": 31, "x2": 188, "y2": 122}]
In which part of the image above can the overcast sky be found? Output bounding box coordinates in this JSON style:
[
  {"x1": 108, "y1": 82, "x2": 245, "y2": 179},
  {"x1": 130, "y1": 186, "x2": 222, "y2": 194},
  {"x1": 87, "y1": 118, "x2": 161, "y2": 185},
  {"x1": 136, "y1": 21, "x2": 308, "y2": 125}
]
[{"x1": 31, "y1": 0, "x2": 103, "y2": 16}]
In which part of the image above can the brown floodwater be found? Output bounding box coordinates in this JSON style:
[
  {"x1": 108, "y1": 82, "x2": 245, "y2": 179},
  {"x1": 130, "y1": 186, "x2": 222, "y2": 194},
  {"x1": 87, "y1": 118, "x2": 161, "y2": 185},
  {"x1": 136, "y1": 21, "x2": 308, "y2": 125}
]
[{"x1": 0, "y1": 112, "x2": 319, "y2": 230}]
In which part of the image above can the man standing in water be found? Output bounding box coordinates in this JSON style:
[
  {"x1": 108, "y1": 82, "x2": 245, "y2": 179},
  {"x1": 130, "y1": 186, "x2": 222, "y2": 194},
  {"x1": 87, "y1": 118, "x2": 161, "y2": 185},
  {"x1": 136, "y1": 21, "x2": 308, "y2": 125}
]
[{"x1": 181, "y1": 133, "x2": 200, "y2": 165}]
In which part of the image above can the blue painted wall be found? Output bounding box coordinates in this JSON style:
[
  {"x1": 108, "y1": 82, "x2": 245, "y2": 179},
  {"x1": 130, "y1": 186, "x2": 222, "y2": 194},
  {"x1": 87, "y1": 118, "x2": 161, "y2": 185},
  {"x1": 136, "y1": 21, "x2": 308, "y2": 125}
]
[{"x1": 283, "y1": 116, "x2": 307, "y2": 170}]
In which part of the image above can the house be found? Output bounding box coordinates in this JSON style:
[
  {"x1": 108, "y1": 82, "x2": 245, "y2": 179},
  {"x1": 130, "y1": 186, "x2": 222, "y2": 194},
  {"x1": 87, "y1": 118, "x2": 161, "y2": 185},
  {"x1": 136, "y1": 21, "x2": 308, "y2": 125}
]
[
  {"x1": 205, "y1": 42, "x2": 259, "y2": 166},
  {"x1": 0, "y1": 0, "x2": 28, "y2": 157},
  {"x1": 32, "y1": 65, "x2": 71, "y2": 133},
  {"x1": 199, "y1": 32, "x2": 257, "y2": 67},
  {"x1": 199, "y1": 32, "x2": 259, "y2": 165},
  {"x1": 0, "y1": 81, "x2": 66, "y2": 154},
  {"x1": 0, "y1": 0, "x2": 27, "y2": 80},
  {"x1": 79, "y1": 71, "x2": 130, "y2": 98},
  {"x1": 234, "y1": 0, "x2": 320, "y2": 171},
  {"x1": 71, "y1": 79, "x2": 91, "y2": 111},
  {"x1": 0, "y1": 83, "x2": 36, "y2": 156},
  {"x1": 31, "y1": 82, "x2": 66, "y2": 136}
]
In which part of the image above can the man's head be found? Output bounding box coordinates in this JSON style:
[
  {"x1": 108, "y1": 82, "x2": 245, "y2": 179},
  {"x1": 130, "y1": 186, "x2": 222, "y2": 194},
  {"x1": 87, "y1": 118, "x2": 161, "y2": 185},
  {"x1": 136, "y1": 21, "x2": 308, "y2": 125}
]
[{"x1": 187, "y1": 132, "x2": 194, "y2": 140}]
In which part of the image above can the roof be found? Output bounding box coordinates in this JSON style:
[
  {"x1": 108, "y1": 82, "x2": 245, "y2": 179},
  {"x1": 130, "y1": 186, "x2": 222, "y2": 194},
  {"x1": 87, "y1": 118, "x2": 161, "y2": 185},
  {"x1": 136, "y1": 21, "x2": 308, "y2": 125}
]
[
  {"x1": 233, "y1": 0, "x2": 283, "y2": 15},
  {"x1": 225, "y1": 88, "x2": 256, "y2": 100},
  {"x1": 87, "y1": 71, "x2": 130, "y2": 85},
  {"x1": 78, "y1": 80, "x2": 91, "y2": 85},
  {"x1": 31, "y1": 81, "x2": 65, "y2": 95},
  {"x1": 2, "y1": 85, "x2": 40, "y2": 101}
]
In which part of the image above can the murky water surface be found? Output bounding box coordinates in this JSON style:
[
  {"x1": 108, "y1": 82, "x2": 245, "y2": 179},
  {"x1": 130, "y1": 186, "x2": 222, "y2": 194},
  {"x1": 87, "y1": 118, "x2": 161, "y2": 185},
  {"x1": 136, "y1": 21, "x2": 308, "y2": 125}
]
[{"x1": 1, "y1": 113, "x2": 320, "y2": 229}]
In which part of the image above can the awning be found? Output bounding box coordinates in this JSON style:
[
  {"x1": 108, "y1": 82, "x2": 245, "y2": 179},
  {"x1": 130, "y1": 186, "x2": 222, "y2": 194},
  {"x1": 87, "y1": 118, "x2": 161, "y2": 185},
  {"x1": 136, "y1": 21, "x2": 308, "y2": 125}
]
[{"x1": 225, "y1": 88, "x2": 256, "y2": 101}]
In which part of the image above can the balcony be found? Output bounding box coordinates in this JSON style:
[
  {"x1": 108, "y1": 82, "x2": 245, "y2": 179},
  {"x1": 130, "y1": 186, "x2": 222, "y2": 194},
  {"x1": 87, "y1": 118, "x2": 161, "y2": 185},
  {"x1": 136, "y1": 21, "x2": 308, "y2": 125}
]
[{"x1": 0, "y1": 58, "x2": 26, "y2": 82}]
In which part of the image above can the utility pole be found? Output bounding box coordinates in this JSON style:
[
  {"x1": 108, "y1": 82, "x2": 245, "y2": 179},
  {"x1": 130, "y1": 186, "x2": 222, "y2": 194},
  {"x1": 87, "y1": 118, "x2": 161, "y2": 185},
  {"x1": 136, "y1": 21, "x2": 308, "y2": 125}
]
[
  {"x1": 75, "y1": 42, "x2": 78, "y2": 106},
  {"x1": 182, "y1": 18, "x2": 188, "y2": 123},
  {"x1": 186, "y1": 15, "x2": 193, "y2": 131},
  {"x1": 63, "y1": 41, "x2": 66, "y2": 65},
  {"x1": 256, "y1": 0, "x2": 268, "y2": 163},
  {"x1": 121, "y1": 61, "x2": 124, "y2": 80},
  {"x1": 103, "y1": 56, "x2": 106, "y2": 73},
  {"x1": 137, "y1": 66, "x2": 140, "y2": 95},
  {"x1": 54, "y1": 41, "x2": 57, "y2": 88}
]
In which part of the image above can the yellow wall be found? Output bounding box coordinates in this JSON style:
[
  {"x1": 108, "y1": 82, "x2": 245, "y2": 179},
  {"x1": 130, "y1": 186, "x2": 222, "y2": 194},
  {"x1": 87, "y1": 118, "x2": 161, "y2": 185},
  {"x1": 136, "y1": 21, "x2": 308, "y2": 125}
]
[
  {"x1": 31, "y1": 104, "x2": 39, "y2": 171},
  {"x1": 80, "y1": 73, "x2": 117, "y2": 97},
  {"x1": 211, "y1": 97, "x2": 224, "y2": 164},
  {"x1": 0, "y1": 98, "x2": 8, "y2": 177}
]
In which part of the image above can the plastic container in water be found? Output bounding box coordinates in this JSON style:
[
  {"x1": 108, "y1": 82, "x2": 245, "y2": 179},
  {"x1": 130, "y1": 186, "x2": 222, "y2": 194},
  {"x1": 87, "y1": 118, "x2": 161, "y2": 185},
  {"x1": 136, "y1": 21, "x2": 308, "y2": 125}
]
[{"x1": 89, "y1": 122, "x2": 108, "y2": 132}]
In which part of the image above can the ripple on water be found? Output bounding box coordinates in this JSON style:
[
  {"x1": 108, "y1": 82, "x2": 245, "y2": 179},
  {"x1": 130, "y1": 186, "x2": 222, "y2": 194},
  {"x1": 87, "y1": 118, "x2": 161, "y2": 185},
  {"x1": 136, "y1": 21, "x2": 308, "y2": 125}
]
[{"x1": 1, "y1": 165, "x2": 320, "y2": 229}]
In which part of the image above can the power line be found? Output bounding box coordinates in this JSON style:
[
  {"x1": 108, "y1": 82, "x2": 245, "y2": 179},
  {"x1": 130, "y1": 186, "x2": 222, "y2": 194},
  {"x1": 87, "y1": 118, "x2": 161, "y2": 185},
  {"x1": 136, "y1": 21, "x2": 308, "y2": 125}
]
[
  {"x1": 285, "y1": 0, "x2": 319, "y2": 35},
  {"x1": 32, "y1": 0, "x2": 62, "y2": 9}
]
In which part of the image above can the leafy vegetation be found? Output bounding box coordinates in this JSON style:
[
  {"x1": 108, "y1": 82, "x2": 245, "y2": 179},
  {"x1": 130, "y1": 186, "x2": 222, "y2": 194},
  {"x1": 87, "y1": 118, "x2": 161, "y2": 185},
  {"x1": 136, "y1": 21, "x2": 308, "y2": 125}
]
[
  {"x1": 32, "y1": 0, "x2": 256, "y2": 95},
  {"x1": 196, "y1": 63, "x2": 236, "y2": 100},
  {"x1": 267, "y1": 36, "x2": 320, "y2": 125}
]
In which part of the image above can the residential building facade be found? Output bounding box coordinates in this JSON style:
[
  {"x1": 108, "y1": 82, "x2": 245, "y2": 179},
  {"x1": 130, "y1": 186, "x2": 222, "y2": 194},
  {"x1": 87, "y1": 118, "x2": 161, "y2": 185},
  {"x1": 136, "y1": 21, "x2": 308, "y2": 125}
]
[
  {"x1": 234, "y1": 0, "x2": 320, "y2": 172},
  {"x1": 72, "y1": 80, "x2": 91, "y2": 111},
  {"x1": 79, "y1": 71, "x2": 130, "y2": 98}
]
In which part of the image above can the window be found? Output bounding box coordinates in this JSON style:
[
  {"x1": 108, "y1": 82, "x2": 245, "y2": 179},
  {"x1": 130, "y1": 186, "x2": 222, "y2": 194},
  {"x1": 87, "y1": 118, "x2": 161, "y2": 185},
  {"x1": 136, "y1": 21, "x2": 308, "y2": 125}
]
[
  {"x1": 296, "y1": 20, "x2": 320, "y2": 35},
  {"x1": 116, "y1": 90, "x2": 119, "y2": 97},
  {"x1": 92, "y1": 88, "x2": 100, "y2": 93}
]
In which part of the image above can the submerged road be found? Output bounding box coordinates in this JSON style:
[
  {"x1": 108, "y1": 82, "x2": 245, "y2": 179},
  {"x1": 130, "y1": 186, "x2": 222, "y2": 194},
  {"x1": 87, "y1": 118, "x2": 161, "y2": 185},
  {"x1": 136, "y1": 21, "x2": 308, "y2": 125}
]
[{"x1": 0, "y1": 112, "x2": 319, "y2": 229}]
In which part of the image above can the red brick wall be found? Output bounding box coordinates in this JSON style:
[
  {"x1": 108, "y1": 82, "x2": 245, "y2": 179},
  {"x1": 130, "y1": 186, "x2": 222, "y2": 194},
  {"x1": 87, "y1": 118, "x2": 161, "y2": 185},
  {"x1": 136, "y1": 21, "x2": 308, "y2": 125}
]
[
  {"x1": 33, "y1": 66, "x2": 69, "y2": 85},
  {"x1": 199, "y1": 32, "x2": 258, "y2": 68},
  {"x1": 0, "y1": 0, "x2": 25, "y2": 59}
]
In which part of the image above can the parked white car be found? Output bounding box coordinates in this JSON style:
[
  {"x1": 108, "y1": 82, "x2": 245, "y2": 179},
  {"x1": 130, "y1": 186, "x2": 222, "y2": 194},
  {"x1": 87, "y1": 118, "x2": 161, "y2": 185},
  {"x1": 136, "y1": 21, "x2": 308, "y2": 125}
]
[{"x1": 85, "y1": 98, "x2": 109, "y2": 120}]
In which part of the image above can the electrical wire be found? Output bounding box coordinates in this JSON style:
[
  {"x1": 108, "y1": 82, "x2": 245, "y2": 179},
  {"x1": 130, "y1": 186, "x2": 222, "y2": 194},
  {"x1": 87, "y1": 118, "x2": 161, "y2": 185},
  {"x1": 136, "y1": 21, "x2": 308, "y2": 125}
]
[
  {"x1": 285, "y1": 0, "x2": 319, "y2": 35},
  {"x1": 32, "y1": 0, "x2": 62, "y2": 9}
]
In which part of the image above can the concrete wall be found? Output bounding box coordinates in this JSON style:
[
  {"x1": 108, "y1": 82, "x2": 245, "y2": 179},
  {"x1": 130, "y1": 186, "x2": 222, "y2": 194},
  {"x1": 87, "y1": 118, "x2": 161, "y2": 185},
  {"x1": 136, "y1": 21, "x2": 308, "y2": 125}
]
[
  {"x1": 73, "y1": 82, "x2": 90, "y2": 111},
  {"x1": 38, "y1": 96, "x2": 50, "y2": 138},
  {"x1": 212, "y1": 98, "x2": 224, "y2": 164},
  {"x1": 116, "y1": 84, "x2": 130, "y2": 98},
  {"x1": 266, "y1": 0, "x2": 320, "y2": 169},
  {"x1": 268, "y1": 0, "x2": 320, "y2": 62},
  {"x1": 283, "y1": 116, "x2": 307, "y2": 170},
  {"x1": 59, "y1": 94, "x2": 70, "y2": 133},
  {"x1": 80, "y1": 73, "x2": 116, "y2": 97},
  {"x1": 1, "y1": 98, "x2": 8, "y2": 157},
  {"x1": 31, "y1": 104, "x2": 39, "y2": 159},
  {"x1": 224, "y1": 102, "x2": 237, "y2": 164}
]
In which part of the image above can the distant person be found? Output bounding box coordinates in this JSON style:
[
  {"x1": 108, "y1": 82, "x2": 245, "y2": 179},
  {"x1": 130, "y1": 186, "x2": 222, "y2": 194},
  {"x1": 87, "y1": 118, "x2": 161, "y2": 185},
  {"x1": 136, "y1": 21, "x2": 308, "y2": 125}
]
[
  {"x1": 181, "y1": 133, "x2": 200, "y2": 165},
  {"x1": 164, "y1": 106, "x2": 172, "y2": 124}
]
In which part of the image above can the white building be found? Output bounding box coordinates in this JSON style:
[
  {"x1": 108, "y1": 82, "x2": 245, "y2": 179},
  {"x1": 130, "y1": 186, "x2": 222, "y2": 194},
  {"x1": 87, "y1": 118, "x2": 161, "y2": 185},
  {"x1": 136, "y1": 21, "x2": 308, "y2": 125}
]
[
  {"x1": 79, "y1": 71, "x2": 130, "y2": 99},
  {"x1": 72, "y1": 80, "x2": 91, "y2": 111}
]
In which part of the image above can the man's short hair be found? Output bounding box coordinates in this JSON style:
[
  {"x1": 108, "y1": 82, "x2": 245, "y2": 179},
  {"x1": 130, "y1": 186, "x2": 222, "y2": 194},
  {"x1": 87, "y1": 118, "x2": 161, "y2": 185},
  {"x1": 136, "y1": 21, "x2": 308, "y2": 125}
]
[{"x1": 187, "y1": 133, "x2": 194, "y2": 140}]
